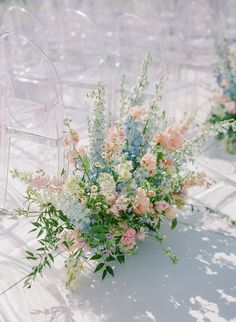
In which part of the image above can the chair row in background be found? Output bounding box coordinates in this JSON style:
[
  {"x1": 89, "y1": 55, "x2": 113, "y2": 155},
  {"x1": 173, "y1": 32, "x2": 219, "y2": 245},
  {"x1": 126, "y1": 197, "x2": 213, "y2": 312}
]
[
  {"x1": 0, "y1": 0, "x2": 232, "y2": 111},
  {"x1": 0, "y1": 0, "x2": 233, "y2": 209},
  {"x1": 1, "y1": 0, "x2": 234, "y2": 93}
]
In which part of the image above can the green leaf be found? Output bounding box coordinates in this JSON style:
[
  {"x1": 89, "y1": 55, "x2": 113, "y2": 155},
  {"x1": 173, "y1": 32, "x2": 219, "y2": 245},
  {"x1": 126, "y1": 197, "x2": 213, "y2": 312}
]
[
  {"x1": 58, "y1": 210, "x2": 68, "y2": 222},
  {"x1": 28, "y1": 228, "x2": 37, "y2": 233},
  {"x1": 48, "y1": 253, "x2": 54, "y2": 263},
  {"x1": 97, "y1": 233, "x2": 106, "y2": 241},
  {"x1": 90, "y1": 225, "x2": 106, "y2": 234},
  {"x1": 117, "y1": 255, "x2": 125, "y2": 264},
  {"x1": 106, "y1": 266, "x2": 114, "y2": 277},
  {"x1": 49, "y1": 218, "x2": 58, "y2": 226},
  {"x1": 32, "y1": 222, "x2": 41, "y2": 228},
  {"x1": 36, "y1": 247, "x2": 45, "y2": 252},
  {"x1": 90, "y1": 254, "x2": 102, "y2": 260},
  {"x1": 102, "y1": 269, "x2": 107, "y2": 280},
  {"x1": 26, "y1": 251, "x2": 35, "y2": 257},
  {"x1": 94, "y1": 262, "x2": 104, "y2": 273},
  {"x1": 44, "y1": 257, "x2": 51, "y2": 268},
  {"x1": 37, "y1": 229, "x2": 44, "y2": 238},
  {"x1": 106, "y1": 255, "x2": 115, "y2": 262},
  {"x1": 26, "y1": 256, "x2": 37, "y2": 260},
  {"x1": 171, "y1": 218, "x2": 177, "y2": 230}
]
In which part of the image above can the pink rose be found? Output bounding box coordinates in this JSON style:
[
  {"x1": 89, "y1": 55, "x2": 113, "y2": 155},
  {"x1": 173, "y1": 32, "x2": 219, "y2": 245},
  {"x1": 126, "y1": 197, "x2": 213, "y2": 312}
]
[
  {"x1": 121, "y1": 227, "x2": 136, "y2": 245},
  {"x1": 31, "y1": 175, "x2": 48, "y2": 190},
  {"x1": 136, "y1": 227, "x2": 146, "y2": 241},
  {"x1": 154, "y1": 200, "x2": 169, "y2": 212}
]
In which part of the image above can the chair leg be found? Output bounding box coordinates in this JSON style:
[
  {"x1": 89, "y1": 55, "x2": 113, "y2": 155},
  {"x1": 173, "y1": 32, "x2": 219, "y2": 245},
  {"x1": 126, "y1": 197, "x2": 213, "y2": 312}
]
[{"x1": 1, "y1": 134, "x2": 11, "y2": 209}]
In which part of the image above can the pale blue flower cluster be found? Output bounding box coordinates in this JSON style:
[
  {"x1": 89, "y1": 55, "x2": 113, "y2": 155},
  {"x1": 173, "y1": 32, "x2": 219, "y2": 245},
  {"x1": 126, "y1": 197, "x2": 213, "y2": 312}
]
[
  {"x1": 58, "y1": 195, "x2": 91, "y2": 232},
  {"x1": 123, "y1": 116, "x2": 145, "y2": 168},
  {"x1": 88, "y1": 82, "x2": 106, "y2": 168}
]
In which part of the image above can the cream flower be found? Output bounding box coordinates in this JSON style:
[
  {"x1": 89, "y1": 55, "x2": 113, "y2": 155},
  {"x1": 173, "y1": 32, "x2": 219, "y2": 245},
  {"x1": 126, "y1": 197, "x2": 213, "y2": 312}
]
[{"x1": 116, "y1": 159, "x2": 133, "y2": 180}]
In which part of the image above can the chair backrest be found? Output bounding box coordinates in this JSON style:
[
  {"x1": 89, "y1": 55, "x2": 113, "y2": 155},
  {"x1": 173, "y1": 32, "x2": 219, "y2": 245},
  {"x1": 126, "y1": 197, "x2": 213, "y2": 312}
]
[
  {"x1": 57, "y1": 9, "x2": 104, "y2": 71},
  {"x1": 0, "y1": 32, "x2": 63, "y2": 133},
  {"x1": 1, "y1": 6, "x2": 48, "y2": 53},
  {"x1": 113, "y1": 13, "x2": 163, "y2": 87},
  {"x1": 177, "y1": 0, "x2": 221, "y2": 66}
]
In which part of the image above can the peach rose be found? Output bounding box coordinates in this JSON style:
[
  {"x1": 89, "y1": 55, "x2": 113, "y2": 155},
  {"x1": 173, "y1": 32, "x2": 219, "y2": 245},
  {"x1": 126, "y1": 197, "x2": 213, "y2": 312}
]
[
  {"x1": 129, "y1": 106, "x2": 147, "y2": 121},
  {"x1": 140, "y1": 152, "x2": 156, "y2": 175},
  {"x1": 155, "y1": 127, "x2": 184, "y2": 151},
  {"x1": 165, "y1": 207, "x2": 176, "y2": 220}
]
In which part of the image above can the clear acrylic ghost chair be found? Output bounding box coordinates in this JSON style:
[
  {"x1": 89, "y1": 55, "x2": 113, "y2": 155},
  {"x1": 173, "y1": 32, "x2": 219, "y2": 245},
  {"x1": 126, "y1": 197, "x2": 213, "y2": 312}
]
[
  {"x1": 1, "y1": 6, "x2": 48, "y2": 53},
  {"x1": 81, "y1": 0, "x2": 128, "y2": 29},
  {"x1": 177, "y1": 0, "x2": 221, "y2": 87},
  {"x1": 125, "y1": 0, "x2": 163, "y2": 53},
  {"x1": 53, "y1": 9, "x2": 106, "y2": 116},
  {"x1": 111, "y1": 13, "x2": 164, "y2": 115},
  {"x1": 0, "y1": 32, "x2": 65, "y2": 209}
]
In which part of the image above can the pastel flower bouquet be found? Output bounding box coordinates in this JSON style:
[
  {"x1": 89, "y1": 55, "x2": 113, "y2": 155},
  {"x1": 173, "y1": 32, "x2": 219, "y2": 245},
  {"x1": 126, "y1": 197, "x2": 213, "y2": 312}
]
[
  {"x1": 13, "y1": 53, "x2": 236, "y2": 288},
  {"x1": 208, "y1": 43, "x2": 236, "y2": 154}
]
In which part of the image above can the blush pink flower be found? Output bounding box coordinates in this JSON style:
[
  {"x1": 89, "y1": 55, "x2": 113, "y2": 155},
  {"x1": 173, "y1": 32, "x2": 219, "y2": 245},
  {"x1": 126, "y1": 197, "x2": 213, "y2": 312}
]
[
  {"x1": 77, "y1": 146, "x2": 86, "y2": 157},
  {"x1": 179, "y1": 117, "x2": 193, "y2": 134},
  {"x1": 70, "y1": 130, "x2": 79, "y2": 145},
  {"x1": 121, "y1": 227, "x2": 136, "y2": 245},
  {"x1": 161, "y1": 157, "x2": 176, "y2": 174},
  {"x1": 129, "y1": 106, "x2": 147, "y2": 121},
  {"x1": 140, "y1": 152, "x2": 156, "y2": 175},
  {"x1": 109, "y1": 204, "x2": 119, "y2": 215},
  {"x1": 31, "y1": 175, "x2": 49, "y2": 190},
  {"x1": 134, "y1": 188, "x2": 150, "y2": 215},
  {"x1": 136, "y1": 227, "x2": 146, "y2": 241},
  {"x1": 155, "y1": 127, "x2": 184, "y2": 151},
  {"x1": 154, "y1": 200, "x2": 169, "y2": 212},
  {"x1": 51, "y1": 177, "x2": 64, "y2": 192},
  {"x1": 68, "y1": 150, "x2": 79, "y2": 164},
  {"x1": 60, "y1": 229, "x2": 88, "y2": 252}
]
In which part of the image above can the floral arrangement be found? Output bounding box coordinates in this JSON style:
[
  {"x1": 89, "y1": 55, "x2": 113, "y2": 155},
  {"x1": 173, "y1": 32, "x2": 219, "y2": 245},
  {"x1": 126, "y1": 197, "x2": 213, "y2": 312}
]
[
  {"x1": 208, "y1": 43, "x2": 236, "y2": 153},
  {"x1": 13, "y1": 53, "x2": 236, "y2": 289}
]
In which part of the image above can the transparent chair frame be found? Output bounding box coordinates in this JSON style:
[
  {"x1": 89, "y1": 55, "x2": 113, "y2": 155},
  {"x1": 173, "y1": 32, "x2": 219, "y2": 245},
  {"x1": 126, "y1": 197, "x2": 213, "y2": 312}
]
[{"x1": 0, "y1": 32, "x2": 65, "y2": 209}]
